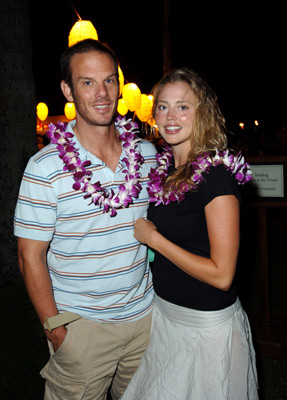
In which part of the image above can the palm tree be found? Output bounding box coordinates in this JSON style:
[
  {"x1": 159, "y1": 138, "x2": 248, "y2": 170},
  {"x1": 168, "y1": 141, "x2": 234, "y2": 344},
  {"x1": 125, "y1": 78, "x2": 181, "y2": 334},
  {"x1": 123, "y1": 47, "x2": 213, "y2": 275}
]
[
  {"x1": 0, "y1": 0, "x2": 37, "y2": 284},
  {"x1": 163, "y1": 0, "x2": 171, "y2": 73}
]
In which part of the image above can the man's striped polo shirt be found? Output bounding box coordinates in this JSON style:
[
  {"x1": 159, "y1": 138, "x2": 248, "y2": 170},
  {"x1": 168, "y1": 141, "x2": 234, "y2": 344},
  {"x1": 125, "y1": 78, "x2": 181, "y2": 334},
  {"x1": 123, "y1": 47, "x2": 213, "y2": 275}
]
[{"x1": 14, "y1": 120, "x2": 157, "y2": 322}]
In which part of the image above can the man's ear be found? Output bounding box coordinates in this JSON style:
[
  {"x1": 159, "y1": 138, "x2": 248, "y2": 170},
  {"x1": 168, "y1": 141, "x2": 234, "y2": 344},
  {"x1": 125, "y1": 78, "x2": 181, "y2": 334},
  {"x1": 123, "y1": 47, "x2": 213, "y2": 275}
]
[{"x1": 61, "y1": 80, "x2": 74, "y2": 102}]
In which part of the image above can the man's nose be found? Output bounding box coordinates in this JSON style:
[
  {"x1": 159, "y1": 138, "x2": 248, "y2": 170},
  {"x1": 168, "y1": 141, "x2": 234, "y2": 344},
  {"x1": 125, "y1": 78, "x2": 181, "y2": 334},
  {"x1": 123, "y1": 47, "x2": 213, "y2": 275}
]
[{"x1": 95, "y1": 82, "x2": 108, "y2": 97}]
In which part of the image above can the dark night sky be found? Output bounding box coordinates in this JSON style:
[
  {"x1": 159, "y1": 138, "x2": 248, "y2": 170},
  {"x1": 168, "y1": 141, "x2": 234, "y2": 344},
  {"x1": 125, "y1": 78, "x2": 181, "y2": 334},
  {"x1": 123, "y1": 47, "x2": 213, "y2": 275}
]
[{"x1": 29, "y1": 0, "x2": 286, "y2": 134}]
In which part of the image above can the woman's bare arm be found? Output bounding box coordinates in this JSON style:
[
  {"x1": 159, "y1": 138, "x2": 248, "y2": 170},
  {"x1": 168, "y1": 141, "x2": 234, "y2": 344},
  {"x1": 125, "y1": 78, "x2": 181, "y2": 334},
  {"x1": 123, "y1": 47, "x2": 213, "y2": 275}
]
[{"x1": 134, "y1": 195, "x2": 240, "y2": 291}]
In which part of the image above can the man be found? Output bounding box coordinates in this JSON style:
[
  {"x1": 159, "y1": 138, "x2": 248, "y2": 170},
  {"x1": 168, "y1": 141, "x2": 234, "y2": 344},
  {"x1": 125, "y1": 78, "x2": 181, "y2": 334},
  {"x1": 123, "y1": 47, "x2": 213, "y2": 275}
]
[{"x1": 14, "y1": 39, "x2": 157, "y2": 399}]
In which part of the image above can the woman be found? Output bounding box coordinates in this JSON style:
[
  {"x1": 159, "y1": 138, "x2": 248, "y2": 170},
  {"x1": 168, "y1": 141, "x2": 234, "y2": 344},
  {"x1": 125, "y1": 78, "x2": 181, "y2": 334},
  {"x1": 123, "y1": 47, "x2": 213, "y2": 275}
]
[{"x1": 121, "y1": 68, "x2": 258, "y2": 399}]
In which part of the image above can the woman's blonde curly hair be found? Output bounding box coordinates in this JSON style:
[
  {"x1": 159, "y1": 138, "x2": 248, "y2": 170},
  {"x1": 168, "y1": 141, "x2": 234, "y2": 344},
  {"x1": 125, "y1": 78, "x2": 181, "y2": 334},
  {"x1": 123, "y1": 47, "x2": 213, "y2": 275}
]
[{"x1": 149, "y1": 68, "x2": 228, "y2": 193}]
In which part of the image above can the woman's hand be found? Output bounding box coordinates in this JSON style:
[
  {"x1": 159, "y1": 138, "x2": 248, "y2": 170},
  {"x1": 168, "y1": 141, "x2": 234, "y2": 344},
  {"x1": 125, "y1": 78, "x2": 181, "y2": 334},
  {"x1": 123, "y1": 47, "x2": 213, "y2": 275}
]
[
  {"x1": 134, "y1": 196, "x2": 240, "y2": 291},
  {"x1": 134, "y1": 218, "x2": 157, "y2": 246}
]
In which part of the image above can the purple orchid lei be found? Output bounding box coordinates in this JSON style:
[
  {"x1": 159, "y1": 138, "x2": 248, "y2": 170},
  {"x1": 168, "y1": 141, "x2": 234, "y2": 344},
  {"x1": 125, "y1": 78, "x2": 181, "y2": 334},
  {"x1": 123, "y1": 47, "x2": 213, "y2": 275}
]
[
  {"x1": 46, "y1": 116, "x2": 144, "y2": 217},
  {"x1": 147, "y1": 144, "x2": 252, "y2": 206}
]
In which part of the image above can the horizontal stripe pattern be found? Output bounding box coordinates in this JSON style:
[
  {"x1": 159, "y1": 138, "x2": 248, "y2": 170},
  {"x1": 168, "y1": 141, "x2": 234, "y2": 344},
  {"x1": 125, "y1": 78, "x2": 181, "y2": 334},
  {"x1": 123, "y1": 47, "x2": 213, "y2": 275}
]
[{"x1": 14, "y1": 121, "x2": 157, "y2": 322}]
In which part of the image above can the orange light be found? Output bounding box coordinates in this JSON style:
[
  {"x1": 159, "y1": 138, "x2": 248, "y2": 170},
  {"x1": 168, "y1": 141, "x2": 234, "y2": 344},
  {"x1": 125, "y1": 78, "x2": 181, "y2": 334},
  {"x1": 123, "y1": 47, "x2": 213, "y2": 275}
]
[
  {"x1": 118, "y1": 66, "x2": 124, "y2": 97},
  {"x1": 136, "y1": 94, "x2": 153, "y2": 122},
  {"x1": 117, "y1": 98, "x2": 128, "y2": 116},
  {"x1": 68, "y1": 20, "x2": 98, "y2": 47},
  {"x1": 239, "y1": 122, "x2": 244, "y2": 130},
  {"x1": 147, "y1": 118, "x2": 156, "y2": 127},
  {"x1": 122, "y1": 83, "x2": 142, "y2": 112},
  {"x1": 64, "y1": 102, "x2": 76, "y2": 120},
  {"x1": 36, "y1": 102, "x2": 48, "y2": 121}
]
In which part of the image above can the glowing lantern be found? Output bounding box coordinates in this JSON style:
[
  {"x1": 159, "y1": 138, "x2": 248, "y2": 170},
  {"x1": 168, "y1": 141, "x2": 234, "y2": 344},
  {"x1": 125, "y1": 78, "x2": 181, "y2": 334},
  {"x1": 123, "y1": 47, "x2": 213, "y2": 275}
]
[
  {"x1": 36, "y1": 102, "x2": 48, "y2": 121},
  {"x1": 122, "y1": 83, "x2": 142, "y2": 112},
  {"x1": 117, "y1": 98, "x2": 128, "y2": 116},
  {"x1": 147, "y1": 95, "x2": 155, "y2": 125},
  {"x1": 118, "y1": 66, "x2": 124, "y2": 96},
  {"x1": 148, "y1": 119, "x2": 157, "y2": 127},
  {"x1": 136, "y1": 94, "x2": 153, "y2": 122},
  {"x1": 147, "y1": 94, "x2": 154, "y2": 103},
  {"x1": 68, "y1": 20, "x2": 98, "y2": 47},
  {"x1": 64, "y1": 102, "x2": 76, "y2": 120}
]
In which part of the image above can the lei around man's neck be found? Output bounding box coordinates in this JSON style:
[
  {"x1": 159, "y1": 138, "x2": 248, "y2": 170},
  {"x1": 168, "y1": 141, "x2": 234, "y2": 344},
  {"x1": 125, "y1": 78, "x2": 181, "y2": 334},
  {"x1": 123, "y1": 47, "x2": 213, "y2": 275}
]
[{"x1": 46, "y1": 116, "x2": 144, "y2": 217}]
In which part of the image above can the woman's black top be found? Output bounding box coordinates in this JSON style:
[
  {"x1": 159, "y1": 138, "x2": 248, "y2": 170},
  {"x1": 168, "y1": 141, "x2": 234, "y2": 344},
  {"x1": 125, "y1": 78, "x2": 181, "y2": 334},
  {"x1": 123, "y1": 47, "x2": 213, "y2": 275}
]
[{"x1": 148, "y1": 165, "x2": 241, "y2": 311}]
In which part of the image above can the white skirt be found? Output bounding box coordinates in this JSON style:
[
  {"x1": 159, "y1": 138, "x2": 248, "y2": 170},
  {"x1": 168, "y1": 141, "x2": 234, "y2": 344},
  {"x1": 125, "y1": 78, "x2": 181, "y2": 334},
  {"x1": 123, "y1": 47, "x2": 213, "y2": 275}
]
[{"x1": 121, "y1": 296, "x2": 258, "y2": 400}]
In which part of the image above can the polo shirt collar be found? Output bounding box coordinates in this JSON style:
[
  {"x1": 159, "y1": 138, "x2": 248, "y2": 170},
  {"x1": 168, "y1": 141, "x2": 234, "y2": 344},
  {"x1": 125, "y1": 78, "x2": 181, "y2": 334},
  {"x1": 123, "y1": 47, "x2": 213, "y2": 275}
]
[{"x1": 65, "y1": 120, "x2": 143, "y2": 173}]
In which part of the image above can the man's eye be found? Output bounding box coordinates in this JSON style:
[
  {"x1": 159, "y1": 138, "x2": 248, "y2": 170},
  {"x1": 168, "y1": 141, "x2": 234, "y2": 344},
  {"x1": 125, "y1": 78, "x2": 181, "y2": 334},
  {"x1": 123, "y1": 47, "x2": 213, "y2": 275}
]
[
  {"x1": 106, "y1": 78, "x2": 115, "y2": 84},
  {"x1": 84, "y1": 81, "x2": 92, "y2": 86}
]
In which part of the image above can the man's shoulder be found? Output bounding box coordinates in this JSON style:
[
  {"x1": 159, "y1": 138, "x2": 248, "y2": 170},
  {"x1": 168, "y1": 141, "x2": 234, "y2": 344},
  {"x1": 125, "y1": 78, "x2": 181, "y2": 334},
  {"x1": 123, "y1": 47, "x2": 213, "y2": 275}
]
[
  {"x1": 29, "y1": 143, "x2": 60, "y2": 165},
  {"x1": 138, "y1": 138, "x2": 157, "y2": 156},
  {"x1": 23, "y1": 143, "x2": 64, "y2": 179}
]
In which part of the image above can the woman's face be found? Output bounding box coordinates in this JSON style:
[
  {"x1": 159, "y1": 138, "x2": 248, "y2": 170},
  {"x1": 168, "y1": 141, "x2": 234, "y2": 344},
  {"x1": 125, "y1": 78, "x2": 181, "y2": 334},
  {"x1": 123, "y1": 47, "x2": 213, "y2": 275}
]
[{"x1": 154, "y1": 81, "x2": 197, "y2": 153}]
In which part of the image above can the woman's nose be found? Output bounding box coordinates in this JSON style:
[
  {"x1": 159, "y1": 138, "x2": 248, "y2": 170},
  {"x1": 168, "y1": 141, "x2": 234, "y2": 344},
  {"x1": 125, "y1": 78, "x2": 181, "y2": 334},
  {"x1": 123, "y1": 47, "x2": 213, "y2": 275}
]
[{"x1": 167, "y1": 107, "x2": 176, "y2": 120}]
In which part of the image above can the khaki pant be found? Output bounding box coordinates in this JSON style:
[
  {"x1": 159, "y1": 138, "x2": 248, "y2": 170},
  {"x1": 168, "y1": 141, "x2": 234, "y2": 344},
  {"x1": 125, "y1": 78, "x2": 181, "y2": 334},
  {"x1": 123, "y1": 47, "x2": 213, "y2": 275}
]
[{"x1": 40, "y1": 312, "x2": 152, "y2": 400}]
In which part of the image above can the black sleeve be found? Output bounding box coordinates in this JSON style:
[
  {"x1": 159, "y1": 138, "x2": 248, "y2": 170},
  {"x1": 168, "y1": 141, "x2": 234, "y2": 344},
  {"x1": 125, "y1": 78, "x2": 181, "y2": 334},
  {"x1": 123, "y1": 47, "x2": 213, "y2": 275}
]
[{"x1": 199, "y1": 165, "x2": 242, "y2": 207}]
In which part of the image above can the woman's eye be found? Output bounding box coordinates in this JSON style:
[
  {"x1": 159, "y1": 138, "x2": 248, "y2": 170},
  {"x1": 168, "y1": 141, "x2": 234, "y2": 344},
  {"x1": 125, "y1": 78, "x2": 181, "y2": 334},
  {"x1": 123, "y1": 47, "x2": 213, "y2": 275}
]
[
  {"x1": 180, "y1": 105, "x2": 188, "y2": 111},
  {"x1": 158, "y1": 105, "x2": 167, "y2": 111}
]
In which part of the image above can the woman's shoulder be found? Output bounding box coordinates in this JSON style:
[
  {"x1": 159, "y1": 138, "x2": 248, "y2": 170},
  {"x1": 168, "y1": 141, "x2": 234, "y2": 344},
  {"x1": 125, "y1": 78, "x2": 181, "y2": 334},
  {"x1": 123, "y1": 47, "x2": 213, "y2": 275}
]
[
  {"x1": 199, "y1": 165, "x2": 242, "y2": 205},
  {"x1": 204, "y1": 164, "x2": 234, "y2": 181}
]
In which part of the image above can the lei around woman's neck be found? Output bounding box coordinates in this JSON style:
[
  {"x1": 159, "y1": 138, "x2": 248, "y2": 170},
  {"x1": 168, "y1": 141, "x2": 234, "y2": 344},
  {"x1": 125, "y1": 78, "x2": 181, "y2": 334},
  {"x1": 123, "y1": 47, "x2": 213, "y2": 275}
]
[{"x1": 147, "y1": 144, "x2": 252, "y2": 206}]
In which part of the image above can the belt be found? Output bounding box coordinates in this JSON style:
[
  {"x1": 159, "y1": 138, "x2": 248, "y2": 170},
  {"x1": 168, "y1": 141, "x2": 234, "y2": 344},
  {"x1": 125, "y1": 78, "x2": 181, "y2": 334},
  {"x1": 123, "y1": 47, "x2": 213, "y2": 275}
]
[{"x1": 44, "y1": 312, "x2": 82, "y2": 332}]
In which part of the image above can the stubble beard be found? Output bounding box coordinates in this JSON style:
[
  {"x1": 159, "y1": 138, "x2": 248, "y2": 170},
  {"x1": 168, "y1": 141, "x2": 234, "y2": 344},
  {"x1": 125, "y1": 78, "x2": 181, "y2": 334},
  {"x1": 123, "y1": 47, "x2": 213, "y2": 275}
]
[{"x1": 72, "y1": 88, "x2": 117, "y2": 128}]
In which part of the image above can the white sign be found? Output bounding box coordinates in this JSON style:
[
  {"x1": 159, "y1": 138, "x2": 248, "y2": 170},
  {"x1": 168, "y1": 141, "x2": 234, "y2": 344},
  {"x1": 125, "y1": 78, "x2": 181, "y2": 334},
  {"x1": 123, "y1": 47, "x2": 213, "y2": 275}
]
[{"x1": 251, "y1": 165, "x2": 284, "y2": 197}]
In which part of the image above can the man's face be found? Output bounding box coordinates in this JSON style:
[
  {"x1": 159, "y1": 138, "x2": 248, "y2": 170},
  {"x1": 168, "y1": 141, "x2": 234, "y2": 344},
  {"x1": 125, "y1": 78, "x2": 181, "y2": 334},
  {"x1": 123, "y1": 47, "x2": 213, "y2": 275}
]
[{"x1": 68, "y1": 51, "x2": 119, "y2": 127}]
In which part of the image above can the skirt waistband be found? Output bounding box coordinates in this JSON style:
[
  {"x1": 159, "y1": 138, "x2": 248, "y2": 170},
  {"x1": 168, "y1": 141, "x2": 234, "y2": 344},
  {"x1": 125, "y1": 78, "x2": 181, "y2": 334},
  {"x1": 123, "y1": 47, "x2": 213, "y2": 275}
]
[{"x1": 155, "y1": 295, "x2": 241, "y2": 328}]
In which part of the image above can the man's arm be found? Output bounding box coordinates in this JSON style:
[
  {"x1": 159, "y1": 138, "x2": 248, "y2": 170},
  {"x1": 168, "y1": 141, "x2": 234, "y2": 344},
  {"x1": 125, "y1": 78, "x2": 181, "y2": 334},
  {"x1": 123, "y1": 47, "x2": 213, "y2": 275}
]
[{"x1": 18, "y1": 237, "x2": 67, "y2": 351}]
